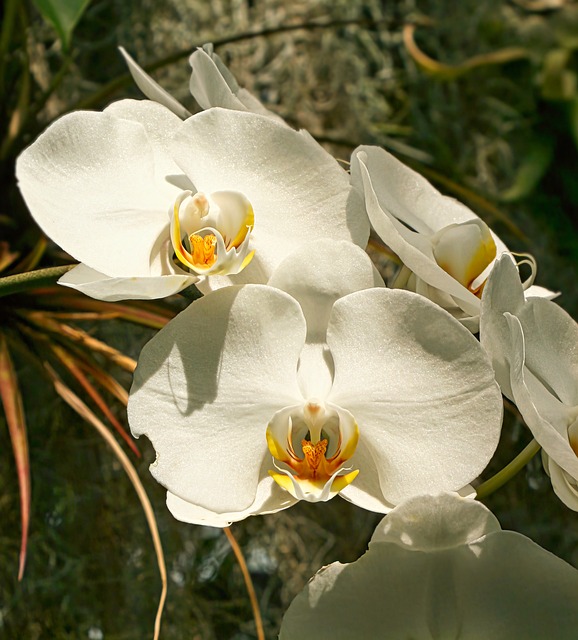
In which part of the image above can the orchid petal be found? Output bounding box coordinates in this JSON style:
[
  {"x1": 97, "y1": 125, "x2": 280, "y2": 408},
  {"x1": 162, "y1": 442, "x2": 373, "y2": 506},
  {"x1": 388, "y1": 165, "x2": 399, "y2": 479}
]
[
  {"x1": 480, "y1": 254, "x2": 525, "y2": 397},
  {"x1": 353, "y1": 152, "x2": 482, "y2": 314},
  {"x1": 171, "y1": 109, "x2": 369, "y2": 281},
  {"x1": 516, "y1": 298, "x2": 578, "y2": 406},
  {"x1": 327, "y1": 288, "x2": 502, "y2": 505},
  {"x1": 371, "y1": 492, "x2": 500, "y2": 548},
  {"x1": 189, "y1": 45, "x2": 282, "y2": 121},
  {"x1": 482, "y1": 255, "x2": 578, "y2": 405},
  {"x1": 16, "y1": 103, "x2": 182, "y2": 277},
  {"x1": 59, "y1": 264, "x2": 197, "y2": 301},
  {"x1": 338, "y1": 438, "x2": 394, "y2": 513},
  {"x1": 505, "y1": 313, "x2": 578, "y2": 481},
  {"x1": 549, "y1": 462, "x2": 578, "y2": 511},
  {"x1": 165, "y1": 474, "x2": 297, "y2": 527},
  {"x1": 128, "y1": 285, "x2": 306, "y2": 513},
  {"x1": 526, "y1": 284, "x2": 559, "y2": 299},
  {"x1": 119, "y1": 47, "x2": 192, "y2": 119},
  {"x1": 296, "y1": 342, "x2": 334, "y2": 400},
  {"x1": 189, "y1": 47, "x2": 250, "y2": 112},
  {"x1": 351, "y1": 146, "x2": 484, "y2": 234},
  {"x1": 280, "y1": 493, "x2": 578, "y2": 640},
  {"x1": 103, "y1": 99, "x2": 185, "y2": 180},
  {"x1": 268, "y1": 239, "x2": 384, "y2": 341}
]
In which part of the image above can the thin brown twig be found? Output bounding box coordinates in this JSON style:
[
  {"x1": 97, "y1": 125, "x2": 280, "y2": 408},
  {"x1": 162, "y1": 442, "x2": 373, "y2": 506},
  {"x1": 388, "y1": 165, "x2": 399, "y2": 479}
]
[
  {"x1": 224, "y1": 526, "x2": 265, "y2": 640},
  {"x1": 0, "y1": 333, "x2": 31, "y2": 581},
  {"x1": 49, "y1": 343, "x2": 141, "y2": 457},
  {"x1": 46, "y1": 365, "x2": 167, "y2": 640}
]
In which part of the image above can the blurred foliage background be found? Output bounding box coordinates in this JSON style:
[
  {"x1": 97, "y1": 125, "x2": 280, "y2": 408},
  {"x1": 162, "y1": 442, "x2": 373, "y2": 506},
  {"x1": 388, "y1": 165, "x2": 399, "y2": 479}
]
[{"x1": 1, "y1": 0, "x2": 578, "y2": 638}]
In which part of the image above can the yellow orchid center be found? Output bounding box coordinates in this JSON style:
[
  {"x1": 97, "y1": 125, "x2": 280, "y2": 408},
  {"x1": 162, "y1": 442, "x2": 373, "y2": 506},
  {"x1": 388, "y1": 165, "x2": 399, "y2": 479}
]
[
  {"x1": 170, "y1": 190, "x2": 255, "y2": 276},
  {"x1": 190, "y1": 233, "x2": 217, "y2": 267},
  {"x1": 301, "y1": 439, "x2": 328, "y2": 475},
  {"x1": 266, "y1": 401, "x2": 359, "y2": 502}
]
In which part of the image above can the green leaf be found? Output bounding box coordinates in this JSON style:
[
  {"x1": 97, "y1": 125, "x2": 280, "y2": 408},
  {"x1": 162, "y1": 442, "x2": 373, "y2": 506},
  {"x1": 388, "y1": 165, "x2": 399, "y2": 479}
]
[{"x1": 31, "y1": 0, "x2": 92, "y2": 52}]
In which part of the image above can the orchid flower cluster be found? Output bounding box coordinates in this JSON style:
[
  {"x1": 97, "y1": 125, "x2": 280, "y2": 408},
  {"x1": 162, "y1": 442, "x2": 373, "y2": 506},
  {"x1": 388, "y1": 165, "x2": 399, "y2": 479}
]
[{"x1": 16, "y1": 44, "x2": 578, "y2": 637}]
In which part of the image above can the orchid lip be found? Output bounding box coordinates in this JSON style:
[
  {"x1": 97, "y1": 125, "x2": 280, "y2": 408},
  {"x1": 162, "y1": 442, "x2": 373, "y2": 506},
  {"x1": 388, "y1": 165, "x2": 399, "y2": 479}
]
[
  {"x1": 430, "y1": 219, "x2": 497, "y2": 297},
  {"x1": 170, "y1": 189, "x2": 255, "y2": 276},
  {"x1": 266, "y1": 400, "x2": 359, "y2": 502}
]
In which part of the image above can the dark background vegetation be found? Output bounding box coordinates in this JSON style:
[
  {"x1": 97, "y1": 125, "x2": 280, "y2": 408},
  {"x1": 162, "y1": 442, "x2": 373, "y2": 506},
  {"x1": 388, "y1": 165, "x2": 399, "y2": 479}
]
[{"x1": 1, "y1": 0, "x2": 578, "y2": 638}]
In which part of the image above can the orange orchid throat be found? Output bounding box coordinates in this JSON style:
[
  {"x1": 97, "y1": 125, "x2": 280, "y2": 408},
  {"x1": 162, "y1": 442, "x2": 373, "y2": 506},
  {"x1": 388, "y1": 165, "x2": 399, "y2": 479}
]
[
  {"x1": 170, "y1": 190, "x2": 255, "y2": 276},
  {"x1": 266, "y1": 400, "x2": 359, "y2": 502}
]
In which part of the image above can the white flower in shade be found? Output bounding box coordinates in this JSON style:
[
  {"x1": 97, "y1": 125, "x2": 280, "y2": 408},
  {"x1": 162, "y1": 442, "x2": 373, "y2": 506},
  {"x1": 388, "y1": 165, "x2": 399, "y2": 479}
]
[
  {"x1": 279, "y1": 492, "x2": 578, "y2": 640},
  {"x1": 16, "y1": 100, "x2": 366, "y2": 301},
  {"x1": 481, "y1": 255, "x2": 578, "y2": 510},
  {"x1": 127, "y1": 240, "x2": 502, "y2": 527},
  {"x1": 120, "y1": 43, "x2": 280, "y2": 121},
  {"x1": 350, "y1": 145, "x2": 552, "y2": 332}
]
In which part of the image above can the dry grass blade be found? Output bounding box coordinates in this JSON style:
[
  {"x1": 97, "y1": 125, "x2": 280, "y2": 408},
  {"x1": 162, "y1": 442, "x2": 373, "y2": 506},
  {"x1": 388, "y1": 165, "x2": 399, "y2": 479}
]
[
  {"x1": 11, "y1": 236, "x2": 47, "y2": 273},
  {"x1": 45, "y1": 364, "x2": 166, "y2": 640},
  {"x1": 34, "y1": 291, "x2": 176, "y2": 330},
  {"x1": 49, "y1": 343, "x2": 140, "y2": 457},
  {"x1": 0, "y1": 332, "x2": 31, "y2": 581},
  {"x1": 75, "y1": 358, "x2": 129, "y2": 407},
  {"x1": 224, "y1": 527, "x2": 265, "y2": 640},
  {"x1": 0, "y1": 241, "x2": 20, "y2": 273},
  {"x1": 24, "y1": 312, "x2": 137, "y2": 372}
]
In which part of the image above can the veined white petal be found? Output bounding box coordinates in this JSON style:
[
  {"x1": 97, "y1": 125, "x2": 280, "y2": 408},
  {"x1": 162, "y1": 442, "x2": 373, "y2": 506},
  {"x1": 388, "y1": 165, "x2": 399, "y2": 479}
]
[
  {"x1": 371, "y1": 491, "x2": 500, "y2": 548},
  {"x1": 166, "y1": 472, "x2": 297, "y2": 527},
  {"x1": 189, "y1": 45, "x2": 283, "y2": 121},
  {"x1": 268, "y1": 239, "x2": 384, "y2": 342},
  {"x1": 189, "y1": 46, "x2": 247, "y2": 111},
  {"x1": 354, "y1": 152, "x2": 482, "y2": 315},
  {"x1": 480, "y1": 254, "x2": 526, "y2": 398},
  {"x1": 59, "y1": 263, "x2": 197, "y2": 301},
  {"x1": 128, "y1": 285, "x2": 306, "y2": 513},
  {"x1": 16, "y1": 106, "x2": 181, "y2": 278},
  {"x1": 505, "y1": 313, "x2": 578, "y2": 481},
  {"x1": 482, "y1": 255, "x2": 578, "y2": 404},
  {"x1": 327, "y1": 288, "x2": 502, "y2": 505},
  {"x1": 171, "y1": 109, "x2": 369, "y2": 281},
  {"x1": 351, "y1": 146, "x2": 483, "y2": 234},
  {"x1": 280, "y1": 493, "x2": 578, "y2": 640},
  {"x1": 119, "y1": 47, "x2": 192, "y2": 119},
  {"x1": 349, "y1": 146, "x2": 548, "y2": 327}
]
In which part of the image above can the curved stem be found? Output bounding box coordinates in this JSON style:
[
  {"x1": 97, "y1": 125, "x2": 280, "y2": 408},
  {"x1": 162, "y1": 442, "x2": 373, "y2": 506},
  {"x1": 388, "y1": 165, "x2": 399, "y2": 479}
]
[
  {"x1": 0, "y1": 265, "x2": 75, "y2": 298},
  {"x1": 476, "y1": 439, "x2": 541, "y2": 499},
  {"x1": 224, "y1": 526, "x2": 265, "y2": 640}
]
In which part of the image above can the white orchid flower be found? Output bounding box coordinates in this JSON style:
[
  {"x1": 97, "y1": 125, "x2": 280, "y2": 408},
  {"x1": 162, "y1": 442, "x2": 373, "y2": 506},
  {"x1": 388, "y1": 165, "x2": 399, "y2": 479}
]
[
  {"x1": 128, "y1": 240, "x2": 502, "y2": 527},
  {"x1": 120, "y1": 43, "x2": 281, "y2": 121},
  {"x1": 16, "y1": 100, "x2": 366, "y2": 301},
  {"x1": 481, "y1": 255, "x2": 578, "y2": 510},
  {"x1": 350, "y1": 145, "x2": 553, "y2": 332},
  {"x1": 280, "y1": 492, "x2": 578, "y2": 640}
]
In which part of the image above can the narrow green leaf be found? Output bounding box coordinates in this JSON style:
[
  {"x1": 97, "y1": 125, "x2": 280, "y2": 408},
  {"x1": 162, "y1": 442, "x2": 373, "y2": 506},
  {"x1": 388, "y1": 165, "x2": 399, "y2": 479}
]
[{"x1": 31, "y1": 0, "x2": 92, "y2": 51}]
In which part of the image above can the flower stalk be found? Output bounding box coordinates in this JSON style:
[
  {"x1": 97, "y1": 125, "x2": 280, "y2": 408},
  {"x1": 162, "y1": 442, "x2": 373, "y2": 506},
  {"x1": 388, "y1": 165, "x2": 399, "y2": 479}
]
[
  {"x1": 476, "y1": 438, "x2": 541, "y2": 499},
  {"x1": 0, "y1": 265, "x2": 75, "y2": 298}
]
